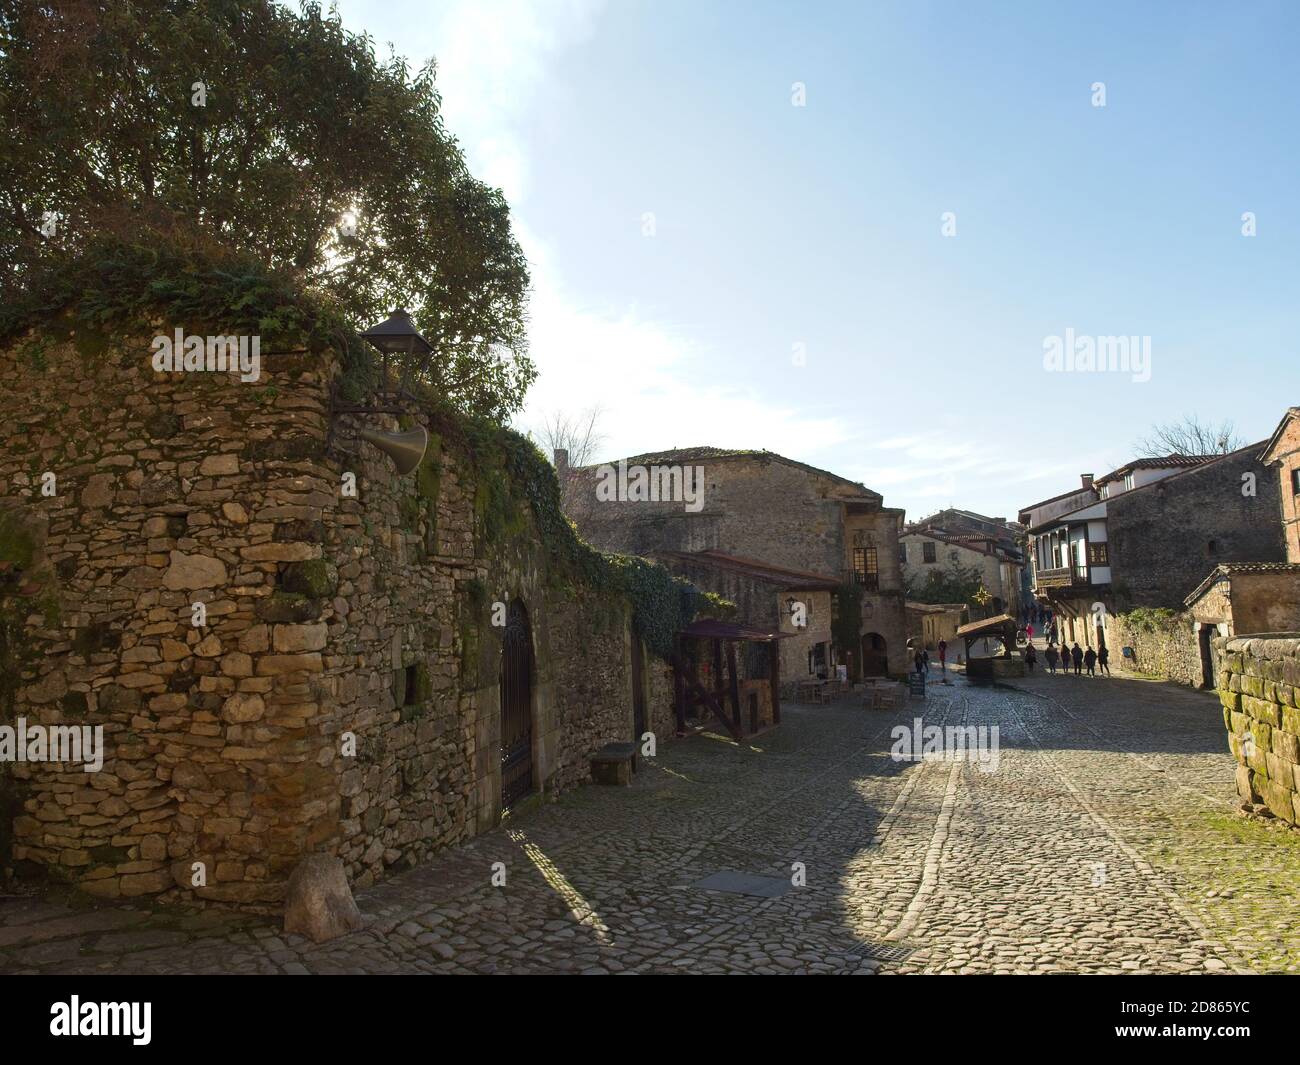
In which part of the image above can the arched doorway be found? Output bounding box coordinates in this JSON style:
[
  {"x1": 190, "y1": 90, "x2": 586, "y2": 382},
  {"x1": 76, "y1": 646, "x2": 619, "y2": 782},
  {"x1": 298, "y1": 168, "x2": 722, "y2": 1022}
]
[
  {"x1": 861, "y1": 632, "x2": 888, "y2": 677},
  {"x1": 500, "y1": 600, "x2": 534, "y2": 808}
]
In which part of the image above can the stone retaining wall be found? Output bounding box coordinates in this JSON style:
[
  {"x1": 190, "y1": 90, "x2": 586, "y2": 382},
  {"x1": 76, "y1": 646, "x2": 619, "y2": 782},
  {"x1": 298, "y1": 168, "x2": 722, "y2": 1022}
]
[
  {"x1": 0, "y1": 329, "x2": 674, "y2": 906},
  {"x1": 1217, "y1": 634, "x2": 1300, "y2": 826},
  {"x1": 1105, "y1": 613, "x2": 1202, "y2": 688}
]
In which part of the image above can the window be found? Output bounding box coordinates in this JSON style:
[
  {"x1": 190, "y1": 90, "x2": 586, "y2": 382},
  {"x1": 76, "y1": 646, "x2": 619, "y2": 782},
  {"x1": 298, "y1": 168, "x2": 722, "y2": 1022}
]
[
  {"x1": 1207, "y1": 539, "x2": 1218, "y2": 556},
  {"x1": 922, "y1": 541, "x2": 937, "y2": 564},
  {"x1": 1088, "y1": 542, "x2": 1108, "y2": 565},
  {"x1": 1292, "y1": 467, "x2": 1300, "y2": 496},
  {"x1": 1123, "y1": 473, "x2": 1135, "y2": 492},
  {"x1": 949, "y1": 549, "x2": 959, "y2": 562},
  {"x1": 898, "y1": 543, "x2": 908, "y2": 564},
  {"x1": 852, "y1": 546, "x2": 879, "y2": 589}
]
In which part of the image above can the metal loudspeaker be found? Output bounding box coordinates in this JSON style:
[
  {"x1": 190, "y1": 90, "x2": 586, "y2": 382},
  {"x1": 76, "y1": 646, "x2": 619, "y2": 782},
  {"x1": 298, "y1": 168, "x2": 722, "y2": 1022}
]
[{"x1": 357, "y1": 426, "x2": 429, "y2": 475}]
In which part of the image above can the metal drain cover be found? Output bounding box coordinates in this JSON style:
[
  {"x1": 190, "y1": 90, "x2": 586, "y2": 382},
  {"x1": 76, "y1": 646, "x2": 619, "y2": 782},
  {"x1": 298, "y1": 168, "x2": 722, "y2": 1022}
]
[
  {"x1": 693, "y1": 870, "x2": 792, "y2": 898},
  {"x1": 848, "y1": 940, "x2": 915, "y2": 962}
]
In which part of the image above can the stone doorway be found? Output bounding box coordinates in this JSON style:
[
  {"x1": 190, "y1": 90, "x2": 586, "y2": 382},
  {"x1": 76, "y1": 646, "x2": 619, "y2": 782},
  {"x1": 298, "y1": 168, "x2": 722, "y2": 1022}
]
[
  {"x1": 1197, "y1": 624, "x2": 1220, "y2": 689},
  {"x1": 500, "y1": 600, "x2": 534, "y2": 808},
  {"x1": 861, "y1": 632, "x2": 888, "y2": 677}
]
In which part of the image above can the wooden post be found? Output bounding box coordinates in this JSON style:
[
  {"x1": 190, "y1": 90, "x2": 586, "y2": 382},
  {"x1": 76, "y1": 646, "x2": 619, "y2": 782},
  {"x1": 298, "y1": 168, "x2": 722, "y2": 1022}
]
[
  {"x1": 712, "y1": 637, "x2": 724, "y2": 709},
  {"x1": 769, "y1": 640, "x2": 781, "y2": 725},
  {"x1": 674, "y1": 637, "x2": 686, "y2": 734},
  {"x1": 726, "y1": 641, "x2": 742, "y2": 735}
]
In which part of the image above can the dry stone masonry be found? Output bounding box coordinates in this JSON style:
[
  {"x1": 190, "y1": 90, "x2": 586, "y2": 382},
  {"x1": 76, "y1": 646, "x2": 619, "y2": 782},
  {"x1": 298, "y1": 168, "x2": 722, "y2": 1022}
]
[
  {"x1": 1218, "y1": 634, "x2": 1300, "y2": 826},
  {"x1": 0, "y1": 330, "x2": 676, "y2": 909}
]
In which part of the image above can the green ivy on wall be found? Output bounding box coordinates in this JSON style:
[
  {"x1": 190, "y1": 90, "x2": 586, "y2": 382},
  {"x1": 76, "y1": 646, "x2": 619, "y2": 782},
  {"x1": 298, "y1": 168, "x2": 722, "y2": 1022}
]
[
  {"x1": 4, "y1": 237, "x2": 733, "y2": 662},
  {"x1": 831, "y1": 582, "x2": 863, "y2": 655}
]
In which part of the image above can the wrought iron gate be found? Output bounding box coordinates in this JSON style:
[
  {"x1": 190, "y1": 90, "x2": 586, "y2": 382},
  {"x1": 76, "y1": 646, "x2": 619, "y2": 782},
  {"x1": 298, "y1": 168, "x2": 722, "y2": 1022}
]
[{"x1": 500, "y1": 600, "x2": 534, "y2": 808}]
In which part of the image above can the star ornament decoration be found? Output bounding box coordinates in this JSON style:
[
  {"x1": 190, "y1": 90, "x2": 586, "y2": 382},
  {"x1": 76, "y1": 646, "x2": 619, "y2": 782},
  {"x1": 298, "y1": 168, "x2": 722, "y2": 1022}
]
[{"x1": 973, "y1": 585, "x2": 992, "y2": 607}]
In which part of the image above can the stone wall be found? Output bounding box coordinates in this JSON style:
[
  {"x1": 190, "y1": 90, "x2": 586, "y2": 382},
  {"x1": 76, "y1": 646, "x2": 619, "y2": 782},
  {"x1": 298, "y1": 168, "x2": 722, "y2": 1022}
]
[
  {"x1": 1107, "y1": 447, "x2": 1285, "y2": 608},
  {"x1": 0, "y1": 331, "x2": 674, "y2": 906},
  {"x1": 1218, "y1": 634, "x2": 1300, "y2": 826},
  {"x1": 564, "y1": 452, "x2": 909, "y2": 675},
  {"x1": 1104, "y1": 613, "x2": 1202, "y2": 687}
]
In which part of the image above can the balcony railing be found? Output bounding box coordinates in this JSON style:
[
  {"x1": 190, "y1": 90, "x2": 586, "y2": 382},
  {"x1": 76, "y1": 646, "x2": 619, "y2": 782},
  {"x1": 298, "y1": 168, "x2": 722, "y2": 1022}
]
[{"x1": 1035, "y1": 566, "x2": 1088, "y2": 589}]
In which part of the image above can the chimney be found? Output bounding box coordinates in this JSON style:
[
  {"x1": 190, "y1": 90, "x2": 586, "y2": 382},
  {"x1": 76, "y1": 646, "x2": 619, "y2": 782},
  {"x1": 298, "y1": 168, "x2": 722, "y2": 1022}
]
[
  {"x1": 553, "y1": 448, "x2": 569, "y2": 477},
  {"x1": 1081, "y1": 473, "x2": 1093, "y2": 490}
]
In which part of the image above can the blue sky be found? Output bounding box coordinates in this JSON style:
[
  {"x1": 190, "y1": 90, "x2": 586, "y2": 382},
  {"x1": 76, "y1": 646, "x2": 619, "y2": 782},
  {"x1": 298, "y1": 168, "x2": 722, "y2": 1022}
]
[{"x1": 339, "y1": 0, "x2": 1299, "y2": 520}]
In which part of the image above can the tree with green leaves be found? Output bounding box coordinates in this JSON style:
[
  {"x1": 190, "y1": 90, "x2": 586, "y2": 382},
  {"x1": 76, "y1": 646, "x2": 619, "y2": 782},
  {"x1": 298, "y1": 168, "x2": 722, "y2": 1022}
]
[
  {"x1": 905, "y1": 561, "x2": 986, "y2": 606},
  {"x1": 0, "y1": 0, "x2": 533, "y2": 419}
]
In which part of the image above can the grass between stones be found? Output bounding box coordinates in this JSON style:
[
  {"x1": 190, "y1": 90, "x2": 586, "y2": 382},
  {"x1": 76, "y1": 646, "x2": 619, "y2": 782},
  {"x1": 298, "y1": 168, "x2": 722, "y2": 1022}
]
[{"x1": 1145, "y1": 808, "x2": 1300, "y2": 973}]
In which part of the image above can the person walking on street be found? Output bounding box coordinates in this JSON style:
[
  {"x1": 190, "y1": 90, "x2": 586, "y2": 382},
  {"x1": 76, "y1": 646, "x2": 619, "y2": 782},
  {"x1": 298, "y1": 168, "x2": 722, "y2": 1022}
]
[
  {"x1": 1025, "y1": 642, "x2": 1037, "y2": 672},
  {"x1": 1098, "y1": 645, "x2": 1111, "y2": 676},
  {"x1": 1084, "y1": 646, "x2": 1097, "y2": 676},
  {"x1": 914, "y1": 650, "x2": 925, "y2": 677},
  {"x1": 1045, "y1": 643, "x2": 1058, "y2": 673},
  {"x1": 1071, "y1": 642, "x2": 1084, "y2": 675},
  {"x1": 938, "y1": 639, "x2": 948, "y2": 673},
  {"x1": 922, "y1": 648, "x2": 931, "y2": 675}
]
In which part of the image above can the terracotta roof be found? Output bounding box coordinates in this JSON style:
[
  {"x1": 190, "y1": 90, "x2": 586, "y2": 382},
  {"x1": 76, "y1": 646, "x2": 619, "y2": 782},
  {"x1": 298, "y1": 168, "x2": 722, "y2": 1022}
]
[
  {"x1": 1184, "y1": 562, "x2": 1300, "y2": 607},
  {"x1": 901, "y1": 529, "x2": 996, "y2": 557},
  {"x1": 661, "y1": 550, "x2": 840, "y2": 590},
  {"x1": 1094, "y1": 454, "x2": 1219, "y2": 485}
]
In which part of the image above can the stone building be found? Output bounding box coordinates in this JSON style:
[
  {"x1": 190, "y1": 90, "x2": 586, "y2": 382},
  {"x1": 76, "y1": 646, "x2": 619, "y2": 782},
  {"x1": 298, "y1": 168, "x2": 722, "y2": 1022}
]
[
  {"x1": 1261, "y1": 406, "x2": 1300, "y2": 563},
  {"x1": 904, "y1": 601, "x2": 967, "y2": 652},
  {"x1": 1023, "y1": 447, "x2": 1285, "y2": 653},
  {"x1": 562, "y1": 448, "x2": 909, "y2": 677},
  {"x1": 0, "y1": 329, "x2": 690, "y2": 907},
  {"x1": 657, "y1": 550, "x2": 837, "y2": 681},
  {"x1": 899, "y1": 528, "x2": 1021, "y2": 615}
]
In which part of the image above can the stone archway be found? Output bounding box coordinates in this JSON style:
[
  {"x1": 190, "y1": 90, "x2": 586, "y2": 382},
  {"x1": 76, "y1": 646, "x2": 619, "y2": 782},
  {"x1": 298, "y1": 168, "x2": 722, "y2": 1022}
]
[{"x1": 861, "y1": 632, "x2": 888, "y2": 677}]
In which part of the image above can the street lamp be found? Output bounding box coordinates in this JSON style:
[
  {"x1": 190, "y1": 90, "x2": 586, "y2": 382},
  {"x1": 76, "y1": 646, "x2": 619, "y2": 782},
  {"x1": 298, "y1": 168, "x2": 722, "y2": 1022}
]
[
  {"x1": 358, "y1": 308, "x2": 432, "y2": 399},
  {"x1": 330, "y1": 309, "x2": 431, "y2": 474}
]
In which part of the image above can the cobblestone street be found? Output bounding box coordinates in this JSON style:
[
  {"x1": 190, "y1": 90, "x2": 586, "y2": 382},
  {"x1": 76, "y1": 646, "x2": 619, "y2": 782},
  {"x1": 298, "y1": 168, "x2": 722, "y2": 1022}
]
[{"x1": 5, "y1": 672, "x2": 1300, "y2": 975}]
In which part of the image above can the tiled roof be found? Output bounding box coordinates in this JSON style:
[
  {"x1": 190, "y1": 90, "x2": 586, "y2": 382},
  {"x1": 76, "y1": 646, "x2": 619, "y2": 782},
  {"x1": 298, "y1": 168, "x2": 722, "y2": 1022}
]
[
  {"x1": 1184, "y1": 562, "x2": 1300, "y2": 607},
  {"x1": 578, "y1": 447, "x2": 879, "y2": 497},
  {"x1": 661, "y1": 550, "x2": 841, "y2": 590},
  {"x1": 1094, "y1": 454, "x2": 1218, "y2": 485},
  {"x1": 1018, "y1": 485, "x2": 1099, "y2": 519}
]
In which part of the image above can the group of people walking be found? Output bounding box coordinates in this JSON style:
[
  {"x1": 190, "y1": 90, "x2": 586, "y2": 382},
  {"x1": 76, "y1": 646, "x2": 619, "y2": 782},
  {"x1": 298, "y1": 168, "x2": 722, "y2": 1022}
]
[
  {"x1": 912, "y1": 639, "x2": 950, "y2": 676},
  {"x1": 1030, "y1": 641, "x2": 1110, "y2": 677}
]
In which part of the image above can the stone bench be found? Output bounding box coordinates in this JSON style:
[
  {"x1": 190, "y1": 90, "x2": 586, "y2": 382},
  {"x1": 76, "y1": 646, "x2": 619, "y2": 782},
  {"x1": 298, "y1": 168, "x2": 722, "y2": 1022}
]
[{"x1": 590, "y1": 742, "x2": 637, "y2": 786}]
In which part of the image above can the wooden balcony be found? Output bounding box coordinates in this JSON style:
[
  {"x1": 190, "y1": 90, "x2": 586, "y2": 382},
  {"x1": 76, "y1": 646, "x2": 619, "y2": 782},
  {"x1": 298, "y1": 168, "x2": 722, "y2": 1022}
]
[{"x1": 1035, "y1": 566, "x2": 1088, "y2": 590}]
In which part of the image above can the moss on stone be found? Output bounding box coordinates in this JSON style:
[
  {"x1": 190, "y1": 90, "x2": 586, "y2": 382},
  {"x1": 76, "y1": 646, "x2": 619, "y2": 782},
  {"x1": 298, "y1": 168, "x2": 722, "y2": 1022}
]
[
  {"x1": 256, "y1": 591, "x2": 322, "y2": 623},
  {"x1": 0, "y1": 510, "x2": 35, "y2": 568},
  {"x1": 281, "y1": 559, "x2": 338, "y2": 598}
]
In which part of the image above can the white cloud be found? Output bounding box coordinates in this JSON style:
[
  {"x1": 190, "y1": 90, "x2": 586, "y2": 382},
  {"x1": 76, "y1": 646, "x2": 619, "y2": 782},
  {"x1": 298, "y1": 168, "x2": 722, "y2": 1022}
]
[{"x1": 424, "y1": 0, "x2": 856, "y2": 468}]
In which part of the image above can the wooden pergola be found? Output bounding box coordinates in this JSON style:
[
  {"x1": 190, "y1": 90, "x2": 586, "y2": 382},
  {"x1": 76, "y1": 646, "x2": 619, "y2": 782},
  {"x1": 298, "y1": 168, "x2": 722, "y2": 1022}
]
[{"x1": 670, "y1": 619, "x2": 788, "y2": 740}]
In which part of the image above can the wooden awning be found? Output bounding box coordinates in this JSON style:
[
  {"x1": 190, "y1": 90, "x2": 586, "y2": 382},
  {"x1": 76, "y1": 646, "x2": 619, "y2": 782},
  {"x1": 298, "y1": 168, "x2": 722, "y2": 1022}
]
[
  {"x1": 678, "y1": 619, "x2": 791, "y2": 642},
  {"x1": 955, "y1": 613, "x2": 1016, "y2": 638}
]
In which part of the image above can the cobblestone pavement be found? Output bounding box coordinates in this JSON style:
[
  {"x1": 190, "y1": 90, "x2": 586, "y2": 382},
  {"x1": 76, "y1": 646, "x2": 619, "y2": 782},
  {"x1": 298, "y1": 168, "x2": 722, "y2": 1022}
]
[{"x1": 5, "y1": 671, "x2": 1300, "y2": 974}]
